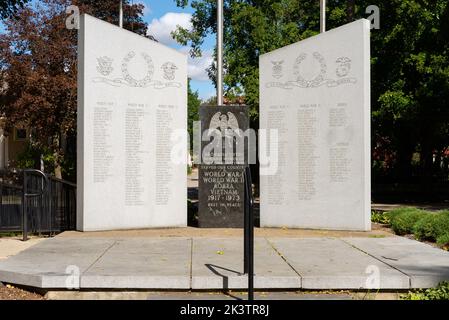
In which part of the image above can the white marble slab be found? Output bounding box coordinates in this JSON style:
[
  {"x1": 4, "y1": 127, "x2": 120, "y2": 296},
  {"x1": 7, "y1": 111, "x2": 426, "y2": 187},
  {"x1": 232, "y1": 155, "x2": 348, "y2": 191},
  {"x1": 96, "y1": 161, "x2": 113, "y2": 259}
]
[
  {"x1": 77, "y1": 14, "x2": 187, "y2": 230},
  {"x1": 259, "y1": 19, "x2": 371, "y2": 230}
]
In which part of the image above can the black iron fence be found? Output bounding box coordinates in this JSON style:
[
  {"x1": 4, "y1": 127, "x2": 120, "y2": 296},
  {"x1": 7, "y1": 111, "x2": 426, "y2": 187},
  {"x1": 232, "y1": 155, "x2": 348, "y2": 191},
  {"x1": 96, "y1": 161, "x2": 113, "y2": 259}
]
[{"x1": 0, "y1": 169, "x2": 76, "y2": 238}]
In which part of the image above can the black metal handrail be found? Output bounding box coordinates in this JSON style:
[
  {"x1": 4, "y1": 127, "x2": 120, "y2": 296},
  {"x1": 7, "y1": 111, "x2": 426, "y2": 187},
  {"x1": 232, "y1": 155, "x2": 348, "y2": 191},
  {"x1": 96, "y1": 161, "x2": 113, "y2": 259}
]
[
  {"x1": 243, "y1": 166, "x2": 254, "y2": 300},
  {"x1": 48, "y1": 176, "x2": 77, "y2": 187}
]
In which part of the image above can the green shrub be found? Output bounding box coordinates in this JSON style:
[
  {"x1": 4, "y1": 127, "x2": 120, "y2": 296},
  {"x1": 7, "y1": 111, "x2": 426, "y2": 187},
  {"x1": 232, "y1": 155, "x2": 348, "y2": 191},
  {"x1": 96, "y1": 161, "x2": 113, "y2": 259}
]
[
  {"x1": 387, "y1": 207, "x2": 427, "y2": 235},
  {"x1": 371, "y1": 211, "x2": 390, "y2": 224},
  {"x1": 386, "y1": 208, "x2": 449, "y2": 248},
  {"x1": 16, "y1": 143, "x2": 42, "y2": 169},
  {"x1": 0, "y1": 232, "x2": 20, "y2": 238},
  {"x1": 434, "y1": 211, "x2": 449, "y2": 243},
  {"x1": 413, "y1": 213, "x2": 439, "y2": 241},
  {"x1": 401, "y1": 281, "x2": 449, "y2": 300},
  {"x1": 437, "y1": 233, "x2": 449, "y2": 246},
  {"x1": 413, "y1": 211, "x2": 449, "y2": 242}
]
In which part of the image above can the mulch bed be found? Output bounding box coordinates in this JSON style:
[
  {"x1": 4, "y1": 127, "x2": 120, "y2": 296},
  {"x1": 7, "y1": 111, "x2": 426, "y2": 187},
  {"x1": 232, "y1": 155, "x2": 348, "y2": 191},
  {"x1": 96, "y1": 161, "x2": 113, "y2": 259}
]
[{"x1": 0, "y1": 283, "x2": 45, "y2": 300}]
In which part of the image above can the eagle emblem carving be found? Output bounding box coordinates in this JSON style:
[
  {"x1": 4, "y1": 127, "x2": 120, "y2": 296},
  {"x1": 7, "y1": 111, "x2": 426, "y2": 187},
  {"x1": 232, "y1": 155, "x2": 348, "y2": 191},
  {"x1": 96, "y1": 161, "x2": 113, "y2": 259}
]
[{"x1": 209, "y1": 112, "x2": 240, "y2": 132}]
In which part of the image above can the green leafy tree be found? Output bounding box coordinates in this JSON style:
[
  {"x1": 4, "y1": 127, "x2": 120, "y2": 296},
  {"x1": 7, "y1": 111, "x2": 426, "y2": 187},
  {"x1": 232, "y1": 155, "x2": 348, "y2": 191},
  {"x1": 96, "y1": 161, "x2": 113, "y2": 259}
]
[
  {"x1": 187, "y1": 78, "x2": 201, "y2": 151},
  {"x1": 366, "y1": 0, "x2": 449, "y2": 183},
  {"x1": 174, "y1": 0, "x2": 449, "y2": 187},
  {"x1": 173, "y1": 0, "x2": 356, "y2": 118}
]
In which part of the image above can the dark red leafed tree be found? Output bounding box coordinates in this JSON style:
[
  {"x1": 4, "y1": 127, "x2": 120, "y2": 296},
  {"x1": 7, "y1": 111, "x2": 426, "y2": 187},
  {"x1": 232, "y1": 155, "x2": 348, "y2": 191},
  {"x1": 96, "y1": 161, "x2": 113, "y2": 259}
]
[{"x1": 0, "y1": 0, "x2": 151, "y2": 178}]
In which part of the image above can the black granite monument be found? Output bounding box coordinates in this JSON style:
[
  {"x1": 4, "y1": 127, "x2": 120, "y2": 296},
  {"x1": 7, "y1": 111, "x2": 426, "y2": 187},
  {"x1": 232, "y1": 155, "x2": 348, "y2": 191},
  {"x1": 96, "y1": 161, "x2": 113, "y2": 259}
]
[{"x1": 198, "y1": 105, "x2": 249, "y2": 228}]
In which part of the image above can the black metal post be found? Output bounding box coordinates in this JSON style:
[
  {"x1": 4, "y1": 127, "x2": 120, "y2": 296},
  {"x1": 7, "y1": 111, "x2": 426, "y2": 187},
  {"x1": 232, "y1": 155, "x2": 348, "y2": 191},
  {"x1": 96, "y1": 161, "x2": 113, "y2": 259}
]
[
  {"x1": 0, "y1": 178, "x2": 3, "y2": 225},
  {"x1": 248, "y1": 167, "x2": 254, "y2": 301},
  {"x1": 22, "y1": 171, "x2": 28, "y2": 241},
  {"x1": 48, "y1": 179, "x2": 53, "y2": 235},
  {"x1": 244, "y1": 173, "x2": 249, "y2": 274},
  {"x1": 37, "y1": 176, "x2": 42, "y2": 237},
  {"x1": 244, "y1": 166, "x2": 254, "y2": 300}
]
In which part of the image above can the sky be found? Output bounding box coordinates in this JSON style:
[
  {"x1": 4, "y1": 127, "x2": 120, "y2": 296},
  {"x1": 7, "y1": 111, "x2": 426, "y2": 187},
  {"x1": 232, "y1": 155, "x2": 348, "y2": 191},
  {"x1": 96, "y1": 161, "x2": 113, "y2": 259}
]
[
  {"x1": 0, "y1": 0, "x2": 217, "y2": 101},
  {"x1": 139, "y1": 0, "x2": 216, "y2": 101}
]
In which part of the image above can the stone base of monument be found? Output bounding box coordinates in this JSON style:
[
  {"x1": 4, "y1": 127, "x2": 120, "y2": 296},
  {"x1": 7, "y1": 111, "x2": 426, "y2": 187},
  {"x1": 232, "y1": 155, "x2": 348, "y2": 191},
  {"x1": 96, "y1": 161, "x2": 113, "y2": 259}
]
[{"x1": 1, "y1": 236, "x2": 449, "y2": 290}]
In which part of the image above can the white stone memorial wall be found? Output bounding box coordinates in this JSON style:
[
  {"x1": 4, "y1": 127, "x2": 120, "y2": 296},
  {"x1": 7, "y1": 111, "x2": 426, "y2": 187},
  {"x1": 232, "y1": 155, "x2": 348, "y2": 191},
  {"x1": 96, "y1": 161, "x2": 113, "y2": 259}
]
[
  {"x1": 77, "y1": 14, "x2": 187, "y2": 231},
  {"x1": 259, "y1": 19, "x2": 371, "y2": 231}
]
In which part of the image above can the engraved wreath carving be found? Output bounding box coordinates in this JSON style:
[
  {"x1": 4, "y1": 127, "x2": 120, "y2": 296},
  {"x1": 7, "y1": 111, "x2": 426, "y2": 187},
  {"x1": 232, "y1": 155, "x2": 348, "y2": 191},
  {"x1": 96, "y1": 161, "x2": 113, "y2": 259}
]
[
  {"x1": 265, "y1": 52, "x2": 357, "y2": 90},
  {"x1": 121, "y1": 51, "x2": 154, "y2": 87},
  {"x1": 92, "y1": 51, "x2": 181, "y2": 89},
  {"x1": 293, "y1": 52, "x2": 327, "y2": 88}
]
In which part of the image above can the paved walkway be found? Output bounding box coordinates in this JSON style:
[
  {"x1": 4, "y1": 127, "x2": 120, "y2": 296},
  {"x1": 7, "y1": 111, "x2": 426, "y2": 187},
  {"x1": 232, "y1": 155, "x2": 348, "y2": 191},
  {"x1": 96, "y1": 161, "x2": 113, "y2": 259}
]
[
  {"x1": 0, "y1": 234, "x2": 448, "y2": 290},
  {"x1": 0, "y1": 237, "x2": 45, "y2": 260}
]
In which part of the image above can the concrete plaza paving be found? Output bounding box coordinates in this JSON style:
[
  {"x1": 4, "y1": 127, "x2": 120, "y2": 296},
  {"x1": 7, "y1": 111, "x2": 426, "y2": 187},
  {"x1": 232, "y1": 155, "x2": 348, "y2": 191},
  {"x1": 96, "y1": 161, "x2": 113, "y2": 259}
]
[
  {"x1": 0, "y1": 234, "x2": 448, "y2": 290},
  {"x1": 0, "y1": 237, "x2": 45, "y2": 260}
]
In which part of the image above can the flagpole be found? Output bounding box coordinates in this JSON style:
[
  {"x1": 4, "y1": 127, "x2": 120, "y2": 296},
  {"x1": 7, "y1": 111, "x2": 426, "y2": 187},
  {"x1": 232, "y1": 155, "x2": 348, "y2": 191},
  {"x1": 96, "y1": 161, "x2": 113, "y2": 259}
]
[
  {"x1": 217, "y1": 0, "x2": 223, "y2": 105},
  {"x1": 119, "y1": 0, "x2": 123, "y2": 28},
  {"x1": 320, "y1": 0, "x2": 326, "y2": 33}
]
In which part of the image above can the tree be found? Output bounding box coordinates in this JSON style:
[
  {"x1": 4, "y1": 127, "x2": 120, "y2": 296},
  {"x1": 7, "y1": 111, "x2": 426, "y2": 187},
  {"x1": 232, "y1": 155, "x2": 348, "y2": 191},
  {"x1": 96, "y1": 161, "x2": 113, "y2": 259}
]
[
  {"x1": 75, "y1": 0, "x2": 149, "y2": 36},
  {"x1": 201, "y1": 96, "x2": 217, "y2": 106},
  {"x1": 0, "y1": 0, "x2": 30, "y2": 19},
  {"x1": 175, "y1": 0, "x2": 449, "y2": 187},
  {"x1": 174, "y1": 0, "x2": 352, "y2": 118},
  {"x1": 0, "y1": 0, "x2": 151, "y2": 178},
  {"x1": 187, "y1": 78, "x2": 200, "y2": 151},
  {"x1": 364, "y1": 0, "x2": 449, "y2": 183}
]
